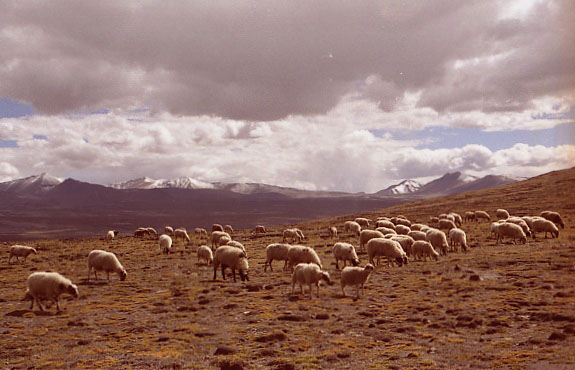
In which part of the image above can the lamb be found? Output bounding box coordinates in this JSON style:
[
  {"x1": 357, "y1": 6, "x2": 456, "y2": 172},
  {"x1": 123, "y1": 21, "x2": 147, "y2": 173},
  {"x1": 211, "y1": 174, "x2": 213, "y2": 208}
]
[
  {"x1": 407, "y1": 230, "x2": 427, "y2": 241},
  {"x1": 328, "y1": 226, "x2": 338, "y2": 239},
  {"x1": 159, "y1": 234, "x2": 173, "y2": 254},
  {"x1": 390, "y1": 235, "x2": 415, "y2": 256},
  {"x1": 194, "y1": 227, "x2": 208, "y2": 238},
  {"x1": 213, "y1": 246, "x2": 249, "y2": 282},
  {"x1": 395, "y1": 224, "x2": 411, "y2": 235},
  {"x1": 283, "y1": 228, "x2": 302, "y2": 243},
  {"x1": 212, "y1": 224, "x2": 224, "y2": 232},
  {"x1": 359, "y1": 230, "x2": 385, "y2": 252},
  {"x1": 9, "y1": 245, "x2": 37, "y2": 264},
  {"x1": 412, "y1": 240, "x2": 439, "y2": 261},
  {"x1": 496, "y1": 222, "x2": 527, "y2": 244},
  {"x1": 224, "y1": 225, "x2": 234, "y2": 234},
  {"x1": 255, "y1": 225, "x2": 267, "y2": 233},
  {"x1": 496, "y1": 209, "x2": 510, "y2": 220},
  {"x1": 354, "y1": 217, "x2": 370, "y2": 228},
  {"x1": 540, "y1": 211, "x2": 565, "y2": 229},
  {"x1": 464, "y1": 211, "x2": 476, "y2": 222},
  {"x1": 291, "y1": 263, "x2": 331, "y2": 298},
  {"x1": 174, "y1": 228, "x2": 191, "y2": 243},
  {"x1": 425, "y1": 228, "x2": 449, "y2": 256},
  {"x1": 332, "y1": 242, "x2": 360, "y2": 269},
  {"x1": 287, "y1": 245, "x2": 322, "y2": 270},
  {"x1": 376, "y1": 227, "x2": 396, "y2": 236},
  {"x1": 344, "y1": 221, "x2": 362, "y2": 236},
  {"x1": 226, "y1": 240, "x2": 247, "y2": 254},
  {"x1": 25, "y1": 271, "x2": 79, "y2": 311},
  {"x1": 340, "y1": 264, "x2": 375, "y2": 298},
  {"x1": 87, "y1": 250, "x2": 127, "y2": 281},
  {"x1": 474, "y1": 211, "x2": 491, "y2": 222},
  {"x1": 366, "y1": 238, "x2": 408, "y2": 267},
  {"x1": 264, "y1": 243, "x2": 292, "y2": 272},
  {"x1": 438, "y1": 219, "x2": 457, "y2": 232},
  {"x1": 376, "y1": 220, "x2": 395, "y2": 230},
  {"x1": 197, "y1": 245, "x2": 213, "y2": 265},
  {"x1": 448, "y1": 228, "x2": 468, "y2": 252},
  {"x1": 164, "y1": 226, "x2": 174, "y2": 236},
  {"x1": 531, "y1": 218, "x2": 560, "y2": 239},
  {"x1": 106, "y1": 230, "x2": 119, "y2": 241},
  {"x1": 211, "y1": 231, "x2": 231, "y2": 250}
]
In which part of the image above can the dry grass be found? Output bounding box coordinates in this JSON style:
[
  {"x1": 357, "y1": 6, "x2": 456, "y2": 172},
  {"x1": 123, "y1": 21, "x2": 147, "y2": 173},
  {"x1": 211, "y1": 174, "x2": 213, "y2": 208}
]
[{"x1": 1, "y1": 168, "x2": 575, "y2": 369}]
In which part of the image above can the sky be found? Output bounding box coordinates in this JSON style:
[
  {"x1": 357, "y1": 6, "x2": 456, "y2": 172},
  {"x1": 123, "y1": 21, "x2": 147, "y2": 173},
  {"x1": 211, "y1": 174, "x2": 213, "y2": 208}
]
[{"x1": 0, "y1": 0, "x2": 573, "y2": 193}]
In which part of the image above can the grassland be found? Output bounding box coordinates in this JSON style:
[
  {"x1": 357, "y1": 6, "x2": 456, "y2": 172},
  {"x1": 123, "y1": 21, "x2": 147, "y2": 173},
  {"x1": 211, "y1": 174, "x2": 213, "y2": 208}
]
[{"x1": 1, "y1": 168, "x2": 574, "y2": 369}]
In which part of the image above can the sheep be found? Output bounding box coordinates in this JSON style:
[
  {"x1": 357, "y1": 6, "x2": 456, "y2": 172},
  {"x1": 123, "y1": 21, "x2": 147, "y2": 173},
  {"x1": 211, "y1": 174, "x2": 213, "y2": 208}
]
[
  {"x1": 464, "y1": 211, "x2": 476, "y2": 222},
  {"x1": 294, "y1": 228, "x2": 305, "y2": 240},
  {"x1": 164, "y1": 226, "x2": 174, "y2": 236},
  {"x1": 359, "y1": 230, "x2": 385, "y2": 252},
  {"x1": 159, "y1": 234, "x2": 173, "y2": 254},
  {"x1": 429, "y1": 216, "x2": 440, "y2": 225},
  {"x1": 448, "y1": 228, "x2": 468, "y2": 252},
  {"x1": 211, "y1": 231, "x2": 231, "y2": 250},
  {"x1": 354, "y1": 217, "x2": 370, "y2": 228},
  {"x1": 505, "y1": 217, "x2": 532, "y2": 238},
  {"x1": 255, "y1": 225, "x2": 267, "y2": 233},
  {"x1": 496, "y1": 209, "x2": 510, "y2": 220},
  {"x1": 392, "y1": 217, "x2": 412, "y2": 227},
  {"x1": 344, "y1": 221, "x2": 362, "y2": 236},
  {"x1": 213, "y1": 246, "x2": 249, "y2": 282},
  {"x1": 474, "y1": 211, "x2": 491, "y2": 222},
  {"x1": 419, "y1": 226, "x2": 431, "y2": 233},
  {"x1": 212, "y1": 224, "x2": 224, "y2": 232},
  {"x1": 194, "y1": 227, "x2": 208, "y2": 238},
  {"x1": 496, "y1": 222, "x2": 527, "y2": 244},
  {"x1": 145, "y1": 227, "x2": 158, "y2": 239},
  {"x1": 410, "y1": 223, "x2": 426, "y2": 231},
  {"x1": 291, "y1": 263, "x2": 331, "y2": 298},
  {"x1": 438, "y1": 219, "x2": 457, "y2": 232},
  {"x1": 376, "y1": 227, "x2": 396, "y2": 236},
  {"x1": 449, "y1": 213, "x2": 463, "y2": 227},
  {"x1": 224, "y1": 225, "x2": 234, "y2": 234},
  {"x1": 264, "y1": 243, "x2": 292, "y2": 272},
  {"x1": 395, "y1": 224, "x2": 411, "y2": 235},
  {"x1": 218, "y1": 235, "x2": 232, "y2": 246},
  {"x1": 197, "y1": 245, "x2": 213, "y2": 265},
  {"x1": 25, "y1": 271, "x2": 79, "y2": 311},
  {"x1": 376, "y1": 220, "x2": 395, "y2": 230},
  {"x1": 438, "y1": 213, "x2": 448, "y2": 219},
  {"x1": 425, "y1": 228, "x2": 449, "y2": 256},
  {"x1": 445, "y1": 214, "x2": 456, "y2": 223},
  {"x1": 540, "y1": 211, "x2": 565, "y2": 229},
  {"x1": 328, "y1": 226, "x2": 338, "y2": 239},
  {"x1": 87, "y1": 250, "x2": 127, "y2": 281},
  {"x1": 106, "y1": 230, "x2": 119, "y2": 241},
  {"x1": 332, "y1": 242, "x2": 360, "y2": 269},
  {"x1": 287, "y1": 245, "x2": 322, "y2": 270},
  {"x1": 9, "y1": 245, "x2": 37, "y2": 264},
  {"x1": 412, "y1": 241, "x2": 439, "y2": 261},
  {"x1": 366, "y1": 238, "x2": 408, "y2": 267},
  {"x1": 282, "y1": 228, "x2": 302, "y2": 243},
  {"x1": 226, "y1": 240, "x2": 247, "y2": 254},
  {"x1": 390, "y1": 235, "x2": 415, "y2": 256},
  {"x1": 532, "y1": 218, "x2": 560, "y2": 239},
  {"x1": 340, "y1": 264, "x2": 375, "y2": 298},
  {"x1": 408, "y1": 230, "x2": 427, "y2": 241},
  {"x1": 134, "y1": 228, "x2": 148, "y2": 238},
  {"x1": 490, "y1": 222, "x2": 502, "y2": 239},
  {"x1": 174, "y1": 228, "x2": 191, "y2": 243}
]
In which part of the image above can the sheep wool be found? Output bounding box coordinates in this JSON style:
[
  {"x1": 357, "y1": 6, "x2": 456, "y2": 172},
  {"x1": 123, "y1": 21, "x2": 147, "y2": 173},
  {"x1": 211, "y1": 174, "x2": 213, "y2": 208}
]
[
  {"x1": 159, "y1": 234, "x2": 173, "y2": 254},
  {"x1": 332, "y1": 242, "x2": 360, "y2": 269},
  {"x1": 340, "y1": 264, "x2": 375, "y2": 298},
  {"x1": 9, "y1": 245, "x2": 37, "y2": 264},
  {"x1": 88, "y1": 250, "x2": 127, "y2": 281},
  {"x1": 26, "y1": 271, "x2": 79, "y2": 312},
  {"x1": 291, "y1": 263, "x2": 331, "y2": 298},
  {"x1": 264, "y1": 243, "x2": 292, "y2": 272},
  {"x1": 287, "y1": 245, "x2": 322, "y2": 270},
  {"x1": 213, "y1": 246, "x2": 249, "y2": 282},
  {"x1": 197, "y1": 245, "x2": 213, "y2": 265},
  {"x1": 366, "y1": 238, "x2": 408, "y2": 267}
]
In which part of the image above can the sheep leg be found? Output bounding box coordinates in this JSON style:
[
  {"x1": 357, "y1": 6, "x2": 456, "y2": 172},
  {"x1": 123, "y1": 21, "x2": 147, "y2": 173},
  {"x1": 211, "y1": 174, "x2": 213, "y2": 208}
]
[
  {"x1": 106, "y1": 271, "x2": 110, "y2": 281},
  {"x1": 36, "y1": 298, "x2": 45, "y2": 311},
  {"x1": 221, "y1": 265, "x2": 226, "y2": 280},
  {"x1": 282, "y1": 260, "x2": 288, "y2": 271},
  {"x1": 341, "y1": 285, "x2": 346, "y2": 297},
  {"x1": 94, "y1": 270, "x2": 99, "y2": 280},
  {"x1": 55, "y1": 298, "x2": 61, "y2": 311},
  {"x1": 213, "y1": 265, "x2": 218, "y2": 281},
  {"x1": 335, "y1": 259, "x2": 339, "y2": 270},
  {"x1": 232, "y1": 268, "x2": 237, "y2": 282}
]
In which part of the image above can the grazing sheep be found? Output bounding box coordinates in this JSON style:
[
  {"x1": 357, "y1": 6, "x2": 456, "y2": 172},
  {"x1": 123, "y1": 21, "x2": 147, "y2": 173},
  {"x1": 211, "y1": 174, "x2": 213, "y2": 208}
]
[
  {"x1": 340, "y1": 264, "x2": 374, "y2": 298},
  {"x1": 390, "y1": 235, "x2": 415, "y2": 256},
  {"x1": 213, "y1": 246, "x2": 249, "y2": 282},
  {"x1": 449, "y1": 213, "x2": 463, "y2": 227},
  {"x1": 9, "y1": 245, "x2": 37, "y2": 264},
  {"x1": 145, "y1": 227, "x2": 158, "y2": 239},
  {"x1": 490, "y1": 222, "x2": 502, "y2": 239},
  {"x1": 392, "y1": 217, "x2": 412, "y2": 227},
  {"x1": 255, "y1": 225, "x2": 267, "y2": 233},
  {"x1": 425, "y1": 228, "x2": 449, "y2": 256},
  {"x1": 376, "y1": 220, "x2": 396, "y2": 230},
  {"x1": 106, "y1": 230, "x2": 119, "y2": 241},
  {"x1": 211, "y1": 231, "x2": 231, "y2": 250},
  {"x1": 164, "y1": 226, "x2": 174, "y2": 236},
  {"x1": 174, "y1": 228, "x2": 191, "y2": 243},
  {"x1": 395, "y1": 224, "x2": 411, "y2": 235},
  {"x1": 291, "y1": 263, "x2": 331, "y2": 298},
  {"x1": 438, "y1": 213, "x2": 448, "y2": 220},
  {"x1": 212, "y1": 224, "x2": 224, "y2": 232},
  {"x1": 474, "y1": 211, "x2": 491, "y2": 222},
  {"x1": 429, "y1": 216, "x2": 440, "y2": 225},
  {"x1": 264, "y1": 243, "x2": 292, "y2": 272},
  {"x1": 376, "y1": 227, "x2": 396, "y2": 236},
  {"x1": 283, "y1": 228, "x2": 302, "y2": 243},
  {"x1": 532, "y1": 218, "x2": 560, "y2": 239},
  {"x1": 359, "y1": 230, "x2": 385, "y2": 252},
  {"x1": 218, "y1": 235, "x2": 232, "y2": 246},
  {"x1": 505, "y1": 217, "x2": 532, "y2": 238},
  {"x1": 194, "y1": 227, "x2": 208, "y2": 238},
  {"x1": 159, "y1": 234, "x2": 173, "y2": 254},
  {"x1": 134, "y1": 227, "x2": 148, "y2": 238},
  {"x1": 328, "y1": 226, "x2": 338, "y2": 239},
  {"x1": 224, "y1": 225, "x2": 234, "y2": 234},
  {"x1": 332, "y1": 242, "x2": 360, "y2": 269},
  {"x1": 355, "y1": 217, "x2": 370, "y2": 228},
  {"x1": 87, "y1": 250, "x2": 127, "y2": 281},
  {"x1": 408, "y1": 230, "x2": 427, "y2": 241},
  {"x1": 540, "y1": 211, "x2": 565, "y2": 229},
  {"x1": 448, "y1": 228, "x2": 468, "y2": 252},
  {"x1": 496, "y1": 209, "x2": 510, "y2": 220},
  {"x1": 438, "y1": 219, "x2": 457, "y2": 232},
  {"x1": 496, "y1": 223, "x2": 527, "y2": 244},
  {"x1": 287, "y1": 245, "x2": 322, "y2": 270},
  {"x1": 294, "y1": 228, "x2": 305, "y2": 240},
  {"x1": 410, "y1": 223, "x2": 426, "y2": 231},
  {"x1": 366, "y1": 238, "x2": 408, "y2": 267},
  {"x1": 226, "y1": 240, "x2": 247, "y2": 254},
  {"x1": 344, "y1": 221, "x2": 362, "y2": 236},
  {"x1": 464, "y1": 211, "x2": 476, "y2": 222},
  {"x1": 412, "y1": 240, "x2": 439, "y2": 261},
  {"x1": 197, "y1": 245, "x2": 213, "y2": 265},
  {"x1": 419, "y1": 226, "x2": 431, "y2": 233},
  {"x1": 25, "y1": 272, "x2": 79, "y2": 311}
]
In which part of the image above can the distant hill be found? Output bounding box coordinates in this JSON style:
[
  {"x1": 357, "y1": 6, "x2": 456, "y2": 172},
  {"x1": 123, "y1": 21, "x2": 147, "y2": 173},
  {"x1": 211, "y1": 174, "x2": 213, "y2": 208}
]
[
  {"x1": 376, "y1": 179, "x2": 422, "y2": 195},
  {"x1": 0, "y1": 173, "x2": 62, "y2": 194}
]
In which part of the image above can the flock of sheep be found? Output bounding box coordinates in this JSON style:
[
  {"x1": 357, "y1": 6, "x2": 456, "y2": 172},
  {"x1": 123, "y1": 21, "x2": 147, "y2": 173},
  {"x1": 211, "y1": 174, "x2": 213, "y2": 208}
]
[{"x1": 7, "y1": 209, "x2": 564, "y2": 310}]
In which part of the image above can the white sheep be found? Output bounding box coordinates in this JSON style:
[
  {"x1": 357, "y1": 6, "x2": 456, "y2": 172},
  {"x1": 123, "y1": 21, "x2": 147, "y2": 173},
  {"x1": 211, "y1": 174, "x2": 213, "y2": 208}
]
[
  {"x1": 226, "y1": 240, "x2": 247, "y2": 254},
  {"x1": 376, "y1": 227, "x2": 396, "y2": 236},
  {"x1": 438, "y1": 219, "x2": 457, "y2": 232},
  {"x1": 425, "y1": 228, "x2": 449, "y2": 256},
  {"x1": 390, "y1": 235, "x2": 415, "y2": 256},
  {"x1": 448, "y1": 228, "x2": 468, "y2": 252},
  {"x1": 490, "y1": 222, "x2": 502, "y2": 239},
  {"x1": 328, "y1": 226, "x2": 338, "y2": 239},
  {"x1": 366, "y1": 238, "x2": 408, "y2": 267},
  {"x1": 294, "y1": 228, "x2": 305, "y2": 240},
  {"x1": 376, "y1": 220, "x2": 395, "y2": 230},
  {"x1": 410, "y1": 223, "x2": 426, "y2": 231},
  {"x1": 359, "y1": 230, "x2": 385, "y2": 252},
  {"x1": 344, "y1": 221, "x2": 362, "y2": 236},
  {"x1": 282, "y1": 228, "x2": 302, "y2": 243},
  {"x1": 332, "y1": 242, "x2": 360, "y2": 269},
  {"x1": 9, "y1": 245, "x2": 37, "y2": 263},
  {"x1": 464, "y1": 211, "x2": 476, "y2": 222},
  {"x1": 354, "y1": 217, "x2": 370, "y2": 228},
  {"x1": 212, "y1": 224, "x2": 224, "y2": 232},
  {"x1": 395, "y1": 224, "x2": 411, "y2": 235},
  {"x1": 134, "y1": 228, "x2": 148, "y2": 238},
  {"x1": 174, "y1": 228, "x2": 190, "y2": 243},
  {"x1": 255, "y1": 225, "x2": 267, "y2": 233},
  {"x1": 224, "y1": 225, "x2": 234, "y2": 234},
  {"x1": 438, "y1": 213, "x2": 448, "y2": 219},
  {"x1": 531, "y1": 218, "x2": 559, "y2": 239},
  {"x1": 159, "y1": 234, "x2": 173, "y2": 254},
  {"x1": 218, "y1": 235, "x2": 232, "y2": 246},
  {"x1": 496, "y1": 209, "x2": 510, "y2": 220},
  {"x1": 407, "y1": 230, "x2": 427, "y2": 241},
  {"x1": 449, "y1": 213, "x2": 463, "y2": 227},
  {"x1": 287, "y1": 245, "x2": 322, "y2": 270},
  {"x1": 391, "y1": 217, "x2": 411, "y2": 227},
  {"x1": 145, "y1": 227, "x2": 158, "y2": 239},
  {"x1": 211, "y1": 231, "x2": 231, "y2": 250},
  {"x1": 340, "y1": 264, "x2": 375, "y2": 298},
  {"x1": 106, "y1": 230, "x2": 119, "y2": 241},
  {"x1": 496, "y1": 222, "x2": 527, "y2": 244},
  {"x1": 194, "y1": 227, "x2": 208, "y2": 238},
  {"x1": 291, "y1": 263, "x2": 331, "y2": 298},
  {"x1": 197, "y1": 245, "x2": 213, "y2": 265},
  {"x1": 25, "y1": 271, "x2": 79, "y2": 311},
  {"x1": 412, "y1": 240, "x2": 439, "y2": 261},
  {"x1": 505, "y1": 217, "x2": 532, "y2": 238},
  {"x1": 264, "y1": 243, "x2": 292, "y2": 272},
  {"x1": 540, "y1": 211, "x2": 565, "y2": 229},
  {"x1": 165, "y1": 226, "x2": 174, "y2": 236},
  {"x1": 87, "y1": 250, "x2": 127, "y2": 281},
  {"x1": 474, "y1": 210, "x2": 491, "y2": 222},
  {"x1": 213, "y1": 246, "x2": 249, "y2": 282}
]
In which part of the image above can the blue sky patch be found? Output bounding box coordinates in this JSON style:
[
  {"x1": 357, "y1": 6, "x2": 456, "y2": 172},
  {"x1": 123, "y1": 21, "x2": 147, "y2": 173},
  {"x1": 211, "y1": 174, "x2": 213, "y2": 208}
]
[
  {"x1": 0, "y1": 138, "x2": 19, "y2": 148},
  {"x1": 0, "y1": 98, "x2": 34, "y2": 118}
]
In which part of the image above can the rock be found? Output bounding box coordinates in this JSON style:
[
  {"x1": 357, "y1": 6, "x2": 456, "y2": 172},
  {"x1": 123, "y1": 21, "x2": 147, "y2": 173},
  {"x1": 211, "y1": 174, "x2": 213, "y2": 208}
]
[
  {"x1": 277, "y1": 314, "x2": 307, "y2": 322},
  {"x1": 214, "y1": 345, "x2": 237, "y2": 355},
  {"x1": 157, "y1": 336, "x2": 170, "y2": 342},
  {"x1": 469, "y1": 274, "x2": 482, "y2": 281},
  {"x1": 246, "y1": 284, "x2": 262, "y2": 292},
  {"x1": 454, "y1": 264, "x2": 461, "y2": 271},
  {"x1": 255, "y1": 332, "x2": 287, "y2": 342},
  {"x1": 315, "y1": 313, "x2": 329, "y2": 320},
  {"x1": 337, "y1": 351, "x2": 351, "y2": 358},
  {"x1": 548, "y1": 332, "x2": 567, "y2": 341}
]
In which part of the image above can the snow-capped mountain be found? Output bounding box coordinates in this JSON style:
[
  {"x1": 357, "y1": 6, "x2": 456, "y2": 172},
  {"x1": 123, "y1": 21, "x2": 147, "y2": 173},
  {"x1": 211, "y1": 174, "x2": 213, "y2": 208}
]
[
  {"x1": 110, "y1": 176, "x2": 214, "y2": 190},
  {"x1": 0, "y1": 173, "x2": 62, "y2": 193},
  {"x1": 376, "y1": 179, "x2": 422, "y2": 195}
]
